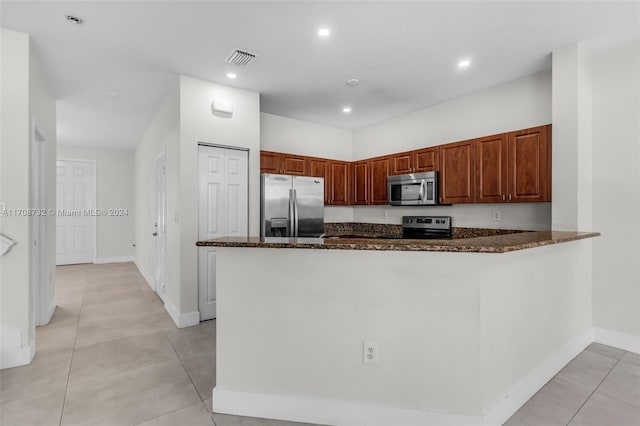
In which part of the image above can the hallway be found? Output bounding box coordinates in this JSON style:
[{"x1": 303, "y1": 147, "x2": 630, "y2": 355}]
[{"x1": 0, "y1": 263, "x2": 307, "y2": 426}]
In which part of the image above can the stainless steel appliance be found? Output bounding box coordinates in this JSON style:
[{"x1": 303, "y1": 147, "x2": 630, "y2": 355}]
[
  {"x1": 387, "y1": 171, "x2": 438, "y2": 206},
  {"x1": 261, "y1": 174, "x2": 325, "y2": 238},
  {"x1": 400, "y1": 215, "x2": 452, "y2": 239}
]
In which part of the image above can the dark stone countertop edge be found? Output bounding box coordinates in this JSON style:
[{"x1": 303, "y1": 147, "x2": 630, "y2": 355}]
[{"x1": 196, "y1": 231, "x2": 601, "y2": 254}]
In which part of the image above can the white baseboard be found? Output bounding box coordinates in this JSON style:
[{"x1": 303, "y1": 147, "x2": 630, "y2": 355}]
[
  {"x1": 212, "y1": 387, "x2": 481, "y2": 426},
  {"x1": 594, "y1": 327, "x2": 640, "y2": 354},
  {"x1": 95, "y1": 256, "x2": 134, "y2": 264},
  {"x1": 481, "y1": 328, "x2": 593, "y2": 425},
  {"x1": 165, "y1": 297, "x2": 200, "y2": 329},
  {"x1": 0, "y1": 326, "x2": 35, "y2": 370},
  {"x1": 211, "y1": 329, "x2": 595, "y2": 426},
  {"x1": 134, "y1": 259, "x2": 154, "y2": 291}
]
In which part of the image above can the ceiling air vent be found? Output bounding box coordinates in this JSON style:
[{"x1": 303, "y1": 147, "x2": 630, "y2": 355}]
[{"x1": 224, "y1": 49, "x2": 257, "y2": 67}]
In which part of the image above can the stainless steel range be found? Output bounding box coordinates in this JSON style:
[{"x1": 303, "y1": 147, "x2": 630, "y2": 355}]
[{"x1": 401, "y1": 215, "x2": 452, "y2": 239}]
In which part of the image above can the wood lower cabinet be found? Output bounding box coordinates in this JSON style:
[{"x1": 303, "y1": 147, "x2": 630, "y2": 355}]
[
  {"x1": 369, "y1": 156, "x2": 391, "y2": 205},
  {"x1": 439, "y1": 140, "x2": 475, "y2": 204},
  {"x1": 352, "y1": 161, "x2": 369, "y2": 205},
  {"x1": 260, "y1": 151, "x2": 307, "y2": 175},
  {"x1": 508, "y1": 125, "x2": 550, "y2": 202},
  {"x1": 390, "y1": 147, "x2": 439, "y2": 175}
]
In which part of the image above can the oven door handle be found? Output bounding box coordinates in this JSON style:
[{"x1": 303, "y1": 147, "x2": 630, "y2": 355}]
[{"x1": 419, "y1": 180, "x2": 426, "y2": 201}]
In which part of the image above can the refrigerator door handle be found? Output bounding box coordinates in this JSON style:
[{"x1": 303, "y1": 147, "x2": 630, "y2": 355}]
[
  {"x1": 292, "y1": 189, "x2": 298, "y2": 237},
  {"x1": 288, "y1": 189, "x2": 295, "y2": 237}
]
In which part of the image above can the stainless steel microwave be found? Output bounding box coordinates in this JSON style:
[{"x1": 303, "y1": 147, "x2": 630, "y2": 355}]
[{"x1": 387, "y1": 171, "x2": 439, "y2": 206}]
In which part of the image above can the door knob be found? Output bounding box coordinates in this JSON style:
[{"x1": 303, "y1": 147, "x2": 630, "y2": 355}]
[{"x1": 152, "y1": 232, "x2": 158, "y2": 236}]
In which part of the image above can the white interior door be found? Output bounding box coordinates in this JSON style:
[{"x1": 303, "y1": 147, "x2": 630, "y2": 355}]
[
  {"x1": 56, "y1": 160, "x2": 95, "y2": 265},
  {"x1": 154, "y1": 153, "x2": 167, "y2": 302},
  {"x1": 198, "y1": 145, "x2": 248, "y2": 320}
]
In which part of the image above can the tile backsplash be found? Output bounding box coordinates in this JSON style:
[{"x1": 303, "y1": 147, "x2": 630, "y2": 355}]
[{"x1": 326, "y1": 203, "x2": 551, "y2": 231}]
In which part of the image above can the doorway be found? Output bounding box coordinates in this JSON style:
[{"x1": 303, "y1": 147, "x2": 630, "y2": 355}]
[
  {"x1": 154, "y1": 152, "x2": 167, "y2": 302},
  {"x1": 197, "y1": 144, "x2": 249, "y2": 320}
]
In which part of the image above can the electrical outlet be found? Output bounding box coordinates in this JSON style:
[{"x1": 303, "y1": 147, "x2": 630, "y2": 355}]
[
  {"x1": 492, "y1": 210, "x2": 502, "y2": 222},
  {"x1": 363, "y1": 341, "x2": 379, "y2": 365}
]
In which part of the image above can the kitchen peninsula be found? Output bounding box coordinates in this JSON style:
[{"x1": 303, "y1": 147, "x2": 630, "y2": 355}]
[{"x1": 200, "y1": 229, "x2": 599, "y2": 425}]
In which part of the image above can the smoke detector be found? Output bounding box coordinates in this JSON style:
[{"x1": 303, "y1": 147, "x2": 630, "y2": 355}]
[
  {"x1": 346, "y1": 78, "x2": 360, "y2": 87},
  {"x1": 224, "y1": 49, "x2": 258, "y2": 67}
]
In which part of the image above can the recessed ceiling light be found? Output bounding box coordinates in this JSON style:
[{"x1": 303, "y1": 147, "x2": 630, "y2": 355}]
[
  {"x1": 65, "y1": 15, "x2": 84, "y2": 24},
  {"x1": 226, "y1": 73, "x2": 237, "y2": 79},
  {"x1": 346, "y1": 78, "x2": 360, "y2": 87},
  {"x1": 342, "y1": 106, "x2": 352, "y2": 114},
  {"x1": 318, "y1": 28, "x2": 331, "y2": 37},
  {"x1": 458, "y1": 59, "x2": 471, "y2": 68}
]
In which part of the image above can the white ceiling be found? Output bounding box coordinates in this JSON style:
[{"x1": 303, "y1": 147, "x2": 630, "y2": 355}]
[{"x1": 1, "y1": 1, "x2": 638, "y2": 149}]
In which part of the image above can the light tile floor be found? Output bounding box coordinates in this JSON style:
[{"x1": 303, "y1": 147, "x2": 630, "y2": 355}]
[
  {"x1": 0, "y1": 263, "x2": 637, "y2": 426},
  {"x1": 505, "y1": 342, "x2": 640, "y2": 426},
  {"x1": 0, "y1": 263, "x2": 311, "y2": 426}
]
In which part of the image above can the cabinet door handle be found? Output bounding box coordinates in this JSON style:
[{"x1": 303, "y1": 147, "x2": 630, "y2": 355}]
[
  {"x1": 502, "y1": 194, "x2": 506, "y2": 201},
  {"x1": 508, "y1": 194, "x2": 512, "y2": 201}
]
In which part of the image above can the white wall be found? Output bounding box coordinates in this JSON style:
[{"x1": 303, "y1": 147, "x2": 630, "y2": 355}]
[
  {"x1": 261, "y1": 112, "x2": 352, "y2": 161},
  {"x1": 29, "y1": 32, "x2": 57, "y2": 327},
  {"x1": 58, "y1": 147, "x2": 135, "y2": 261},
  {"x1": 350, "y1": 71, "x2": 553, "y2": 229},
  {"x1": 0, "y1": 29, "x2": 56, "y2": 368},
  {"x1": 213, "y1": 240, "x2": 593, "y2": 424},
  {"x1": 591, "y1": 41, "x2": 640, "y2": 339},
  {"x1": 352, "y1": 204, "x2": 551, "y2": 231},
  {"x1": 134, "y1": 81, "x2": 180, "y2": 308},
  {"x1": 551, "y1": 44, "x2": 593, "y2": 231},
  {"x1": 259, "y1": 74, "x2": 553, "y2": 229},
  {"x1": 178, "y1": 75, "x2": 260, "y2": 315},
  {"x1": 352, "y1": 71, "x2": 552, "y2": 160}
]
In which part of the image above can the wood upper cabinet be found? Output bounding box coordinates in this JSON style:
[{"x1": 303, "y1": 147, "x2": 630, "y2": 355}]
[
  {"x1": 352, "y1": 161, "x2": 369, "y2": 205},
  {"x1": 261, "y1": 124, "x2": 551, "y2": 207},
  {"x1": 475, "y1": 125, "x2": 551, "y2": 203},
  {"x1": 390, "y1": 147, "x2": 439, "y2": 175},
  {"x1": 390, "y1": 151, "x2": 414, "y2": 175},
  {"x1": 329, "y1": 161, "x2": 350, "y2": 205},
  {"x1": 439, "y1": 140, "x2": 475, "y2": 204},
  {"x1": 308, "y1": 158, "x2": 351, "y2": 205},
  {"x1": 369, "y1": 156, "x2": 391, "y2": 205},
  {"x1": 507, "y1": 125, "x2": 550, "y2": 202},
  {"x1": 414, "y1": 147, "x2": 439, "y2": 173},
  {"x1": 475, "y1": 133, "x2": 508, "y2": 203},
  {"x1": 307, "y1": 157, "x2": 330, "y2": 202},
  {"x1": 260, "y1": 151, "x2": 307, "y2": 175},
  {"x1": 260, "y1": 151, "x2": 284, "y2": 174}
]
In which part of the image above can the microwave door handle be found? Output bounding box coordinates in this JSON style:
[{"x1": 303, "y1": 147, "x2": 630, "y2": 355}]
[{"x1": 419, "y1": 180, "x2": 426, "y2": 201}]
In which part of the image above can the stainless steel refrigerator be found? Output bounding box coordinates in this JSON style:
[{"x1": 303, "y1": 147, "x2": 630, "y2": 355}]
[{"x1": 260, "y1": 174, "x2": 324, "y2": 238}]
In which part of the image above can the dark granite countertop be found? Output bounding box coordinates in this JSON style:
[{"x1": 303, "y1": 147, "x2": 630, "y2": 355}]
[{"x1": 196, "y1": 230, "x2": 600, "y2": 253}]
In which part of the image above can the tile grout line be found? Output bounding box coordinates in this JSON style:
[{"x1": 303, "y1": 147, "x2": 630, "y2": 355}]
[
  {"x1": 57, "y1": 266, "x2": 89, "y2": 426},
  {"x1": 564, "y1": 351, "x2": 626, "y2": 426},
  {"x1": 138, "y1": 280, "x2": 213, "y2": 425},
  {"x1": 154, "y1": 293, "x2": 217, "y2": 425}
]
